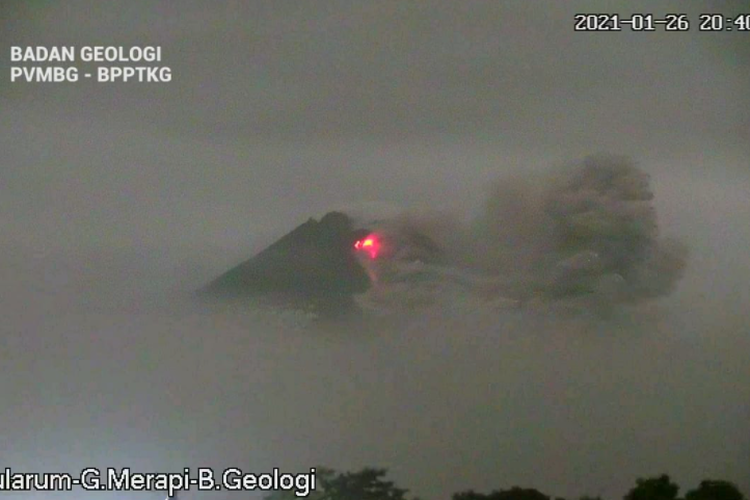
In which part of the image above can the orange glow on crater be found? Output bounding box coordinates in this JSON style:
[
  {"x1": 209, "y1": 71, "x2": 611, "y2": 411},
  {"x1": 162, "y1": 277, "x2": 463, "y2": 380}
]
[{"x1": 354, "y1": 234, "x2": 380, "y2": 259}]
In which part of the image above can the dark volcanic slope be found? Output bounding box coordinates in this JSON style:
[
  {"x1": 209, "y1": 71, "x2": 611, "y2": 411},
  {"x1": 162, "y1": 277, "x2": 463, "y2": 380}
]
[{"x1": 200, "y1": 212, "x2": 371, "y2": 301}]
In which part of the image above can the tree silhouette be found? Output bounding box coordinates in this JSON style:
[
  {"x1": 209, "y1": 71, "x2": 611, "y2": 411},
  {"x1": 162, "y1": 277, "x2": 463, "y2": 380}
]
[
  {"x1": 263, "y1": 467, "x2": 414, "y2": 500},
  {"x1": 453, "y1": 486, "x2": 551, "y2": 500},
  {"x1": 322, "y1": 468, "x2": 411, "y2": 500},
  {"x1": 624, "y1": 475, "x2": 680, "y2": 500},
  {"x1": 686, "y1": 481, "x2": 746, "y2": 500},
  {"x1": 262, "y1": 467, "x2": 747, "y2": 500}
]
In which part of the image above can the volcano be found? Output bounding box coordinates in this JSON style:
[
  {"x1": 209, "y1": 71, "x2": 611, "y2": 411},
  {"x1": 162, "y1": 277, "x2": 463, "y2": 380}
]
[{"x1": 198, "y1": 212, "x2": 372, "y2": 316}]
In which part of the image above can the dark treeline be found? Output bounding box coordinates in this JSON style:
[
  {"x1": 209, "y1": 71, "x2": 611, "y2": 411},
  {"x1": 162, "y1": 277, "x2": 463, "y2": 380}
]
[{"x1": 264, "y1": 468, "x2": 746, "y2": 500}]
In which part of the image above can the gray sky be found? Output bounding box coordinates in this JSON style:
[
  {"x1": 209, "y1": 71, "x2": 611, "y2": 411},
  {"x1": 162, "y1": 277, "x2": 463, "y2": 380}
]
[{"x1": 1, "y1": 2, "x2": 749, "y2": 500}]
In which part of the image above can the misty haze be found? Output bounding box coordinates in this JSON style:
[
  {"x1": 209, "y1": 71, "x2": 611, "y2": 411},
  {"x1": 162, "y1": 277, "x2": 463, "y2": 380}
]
[{"x1": 1, "y1": 2, "x2": 748, "y2": 500}]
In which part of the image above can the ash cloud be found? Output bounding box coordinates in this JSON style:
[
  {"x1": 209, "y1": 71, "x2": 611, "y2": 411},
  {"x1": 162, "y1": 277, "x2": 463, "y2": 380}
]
[{"x1": 358, "y1": 155, "x2": 688, "y2": 315}]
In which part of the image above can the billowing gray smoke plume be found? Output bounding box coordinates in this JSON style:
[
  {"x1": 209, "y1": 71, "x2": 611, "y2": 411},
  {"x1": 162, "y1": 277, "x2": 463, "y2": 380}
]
[{"x1": 356, "y1": 155, "x2": 688, "y2": 314}]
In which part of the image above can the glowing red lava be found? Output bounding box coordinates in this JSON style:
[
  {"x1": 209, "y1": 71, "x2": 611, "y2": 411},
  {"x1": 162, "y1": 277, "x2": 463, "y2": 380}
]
[{"x1": 354, "y1": 234, "x2": 380, "y2": 259}]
